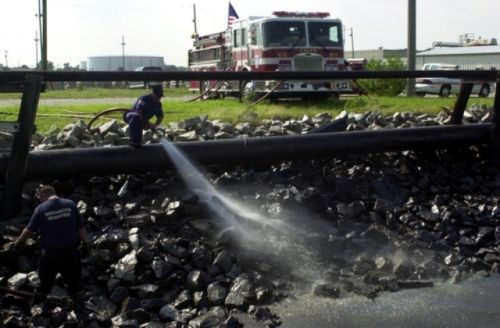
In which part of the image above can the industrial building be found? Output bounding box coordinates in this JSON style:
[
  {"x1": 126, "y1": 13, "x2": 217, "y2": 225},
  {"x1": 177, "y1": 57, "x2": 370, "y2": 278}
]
[
  {"x1": 416, "y1": 46, "x2": 500, "y2": 70},
  {"x1": 84, "y1": 55, "x2": 165, "y2": 71},
  {"x1": 348, "y1": 48, "x2": 407, "y2": 62}
]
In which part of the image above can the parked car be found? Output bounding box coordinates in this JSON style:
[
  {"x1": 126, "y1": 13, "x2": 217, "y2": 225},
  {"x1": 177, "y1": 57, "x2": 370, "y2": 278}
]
[
  {"x1": 416, "y1": 63, "x2": 493, "y2": 97},
  {"x1": 128, "y1": 66, "x2": 163, "y2": 89}
]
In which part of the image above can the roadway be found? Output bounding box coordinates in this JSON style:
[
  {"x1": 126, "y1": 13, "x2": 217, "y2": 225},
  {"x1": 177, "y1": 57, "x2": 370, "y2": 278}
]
[{"x1": 271, "y1": 274, "x2": 500, "y2": 328}]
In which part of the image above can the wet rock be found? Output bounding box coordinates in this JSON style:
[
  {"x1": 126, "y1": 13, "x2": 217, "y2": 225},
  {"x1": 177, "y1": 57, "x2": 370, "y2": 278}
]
[
  {"x1": 213, "y1": 250, "x2": 233, "y2": 273},
  {"x1": 7, "y1": 272, "x2": 28, "y2": 289},
  {"x1": 207, "y1": 282, "x2": 229, "y2": 306},
  {"x1": 136, "y1": 247, "x2": 154, "y2": 263},
  {"x1": 151, "y1": 258, "x2": 173, "y2": 279},
  {"x1": 190, "y1": 245, "x2": 213, "y2": 268},
  {"x1": 158, "y1": 304, "x2": 178, "y2": 321},
  {"x1": 225, "y1": 276, "x2": 255, "y2": 309},
  {"x1": 313, "y1": 283, "x2": 340, "y2": 298},
  {"x1": 174, "y1": 290, "x2": 191, "y2": 309},
  {"x1": 397, "y1": 280, "x2": 434, "y2": 289},
  {"x1": 110, "y1": 286, "x2": 129, "y2": 304},
  {"x1": 186, "y1": 270, "x2": 211, "y2": 291},
  {"x1": 114, "y1": 251, "x2": 138, "y2": 283},
  {"x1": 85, "y1": 296, "x2": 117, "y2": 322}
]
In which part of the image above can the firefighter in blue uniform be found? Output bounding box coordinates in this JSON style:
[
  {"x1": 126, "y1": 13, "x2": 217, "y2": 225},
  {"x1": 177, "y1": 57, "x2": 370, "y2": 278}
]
[
  {"x1": 15, "y1": 185, "x2": 88, "y2": 299},
  {"x1": 124, "y1": 84, "x2": 164, "y2": 148}
]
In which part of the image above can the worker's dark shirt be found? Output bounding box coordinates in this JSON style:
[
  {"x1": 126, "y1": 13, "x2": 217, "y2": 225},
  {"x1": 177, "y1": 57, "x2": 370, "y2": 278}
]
[
  {"x1": 132, "y1": 94, "x2": 164, "y2": 120},
  {"x1": 27, "y1": 197, "x2": 83, "y2": 248}
]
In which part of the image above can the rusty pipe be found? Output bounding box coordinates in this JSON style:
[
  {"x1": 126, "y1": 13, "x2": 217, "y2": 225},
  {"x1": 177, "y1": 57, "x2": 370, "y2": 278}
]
[{"x1": 0, "y1": 124, "x2": 493, "y2": 181}]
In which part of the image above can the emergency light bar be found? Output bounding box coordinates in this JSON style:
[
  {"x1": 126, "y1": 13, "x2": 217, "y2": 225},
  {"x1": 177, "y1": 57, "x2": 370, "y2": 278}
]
[{"x1": 272, "y1": 11, "x2": 330, "y2": 18}]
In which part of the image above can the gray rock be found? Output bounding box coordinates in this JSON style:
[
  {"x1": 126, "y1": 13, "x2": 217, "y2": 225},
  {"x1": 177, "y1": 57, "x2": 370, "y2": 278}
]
[
  {"x1": 213, "y1": 250, "x2": 233, "y2": 273},
  {"x1": 207, "y1": 282, "x2": 228, "y2": 306},
  {"x1": 186, "y1": 270, "x2": 210, "y2": 291},
  {"x1": 225, "y1": 276, "x2": 255, "y2": 309},
  {"x1": 151, "y1": 259, "x2": 173, "y2": 279},
  {"x1": 110, "y1": 286, "x2": 129, "y2": 304},
  {"x1": 114, "y1": 251, "x2": 138, "y2": 283},
  {"x1": 158, "y1": 304, "x2": 178, "y2": 321}
]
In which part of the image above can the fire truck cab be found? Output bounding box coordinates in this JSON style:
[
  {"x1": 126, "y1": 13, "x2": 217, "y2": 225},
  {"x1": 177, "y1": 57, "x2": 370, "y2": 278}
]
[{"x1": 188, "y1": 11, "x2": 355, "y2": 100}]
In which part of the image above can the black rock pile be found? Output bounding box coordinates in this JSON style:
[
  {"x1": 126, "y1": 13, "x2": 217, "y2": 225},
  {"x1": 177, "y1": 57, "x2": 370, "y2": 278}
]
[{"x1": 1, "y1": 105, "x2": 499, "y2": 327}]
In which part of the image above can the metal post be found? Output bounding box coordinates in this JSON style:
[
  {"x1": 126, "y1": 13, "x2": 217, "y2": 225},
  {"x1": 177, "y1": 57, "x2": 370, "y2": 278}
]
[
  {"x1": 490, "y1": 75, "x2": 500, "y2": 154},
  {"x1": 41, "y1": 0, "x2": 47, "y2": 70},
  {"x1": 121, "y1": 35, "x2": 126, "y2": 71},
  {"x1": 406, "y1": 0, "x2": 416, "y2": 96},
  {"x1": 2, "y1": 74, "x2": 42, "y2": 218},
  {"x1": 449, "y1": 83, "x2": 473, "y2": 124},
  {"x1": 350, "y1": 28, "x2": 355, "y2": 58},
  {"x1": 34, "y1": 31, "x2": 39, "y2": 68}
]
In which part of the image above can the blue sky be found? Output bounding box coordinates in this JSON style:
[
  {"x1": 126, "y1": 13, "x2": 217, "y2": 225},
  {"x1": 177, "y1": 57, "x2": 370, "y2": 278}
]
[{"x1": 1, "y1": 0, "x2": 499, "y2": 68}]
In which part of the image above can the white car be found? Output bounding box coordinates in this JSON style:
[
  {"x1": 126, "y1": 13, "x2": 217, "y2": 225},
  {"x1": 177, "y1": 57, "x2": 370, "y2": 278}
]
[{"x1": 416, "y1": 63, "x2": 492, "y2": 97}]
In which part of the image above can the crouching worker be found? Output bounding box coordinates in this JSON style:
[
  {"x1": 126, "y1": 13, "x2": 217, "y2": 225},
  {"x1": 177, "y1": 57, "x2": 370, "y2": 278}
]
[
  {"x1": 124, "y1": 84, "x2": 164, "y2": 148},
  {"x1": 15, "y1": 185, "x2": 89, "y2": 302}
]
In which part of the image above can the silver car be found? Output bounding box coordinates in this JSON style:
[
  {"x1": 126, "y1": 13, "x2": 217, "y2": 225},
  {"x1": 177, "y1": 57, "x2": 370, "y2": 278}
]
[{"x1": 416, "y1": 63, "x2": 492, "y2": 97}]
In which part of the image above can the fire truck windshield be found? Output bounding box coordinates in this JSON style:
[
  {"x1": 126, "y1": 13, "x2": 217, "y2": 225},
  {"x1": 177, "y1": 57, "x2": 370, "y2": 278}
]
[
  {"x1": 262, "y1": 21, "x2": 306, "y2": 48},
  {"x1": 262, "y1": 20, "x2": 342, "y2": 49},
  {"x1": 308, "y1": 22, "x2": 342, "y2": 47}
]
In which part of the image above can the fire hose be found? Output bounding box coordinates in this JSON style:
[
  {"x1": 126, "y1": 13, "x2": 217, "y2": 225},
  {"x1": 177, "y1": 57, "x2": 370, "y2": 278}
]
[
  {"x1": 247, "y1": 81, "x2": 284, "y2": 106},
  {"x1": 86, "y1": 107, "x2": 130, "y2": 132},
  {"x1": 186, "y1": 80, "x2": 226, "y2": 102}
]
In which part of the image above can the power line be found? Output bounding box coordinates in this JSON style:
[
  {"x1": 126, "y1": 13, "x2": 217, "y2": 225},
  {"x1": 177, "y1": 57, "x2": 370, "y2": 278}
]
[{"x1": 50, "y1": 0, "x2": 190, "y2": 11}]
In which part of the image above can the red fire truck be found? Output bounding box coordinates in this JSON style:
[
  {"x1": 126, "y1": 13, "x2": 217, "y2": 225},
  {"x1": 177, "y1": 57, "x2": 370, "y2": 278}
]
[{"x1": 188, "y1": 11, "x2": 357, "y2": 100}]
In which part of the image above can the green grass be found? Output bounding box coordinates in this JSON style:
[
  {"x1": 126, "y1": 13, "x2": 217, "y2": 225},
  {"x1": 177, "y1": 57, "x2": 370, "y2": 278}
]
[{"x1": 0, "y1": 94, "x2": 494, "y2": 133}]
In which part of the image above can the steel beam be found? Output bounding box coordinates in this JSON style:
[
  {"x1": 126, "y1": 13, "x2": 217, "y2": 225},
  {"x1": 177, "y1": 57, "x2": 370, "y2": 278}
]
[{"x1": 0, "y1": 124, "x2": 492, "y2": 181}]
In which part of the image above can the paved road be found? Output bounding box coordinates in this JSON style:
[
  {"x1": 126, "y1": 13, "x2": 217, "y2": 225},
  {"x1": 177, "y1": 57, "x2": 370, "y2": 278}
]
[{"x1": 272, "y1": 274, "x2": 500, "y2": 328}]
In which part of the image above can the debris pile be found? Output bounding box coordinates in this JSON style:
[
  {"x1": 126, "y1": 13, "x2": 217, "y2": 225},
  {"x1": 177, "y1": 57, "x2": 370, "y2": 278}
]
[{"x1": 0, "y1": 105, "x2": 499, "y2": 327}]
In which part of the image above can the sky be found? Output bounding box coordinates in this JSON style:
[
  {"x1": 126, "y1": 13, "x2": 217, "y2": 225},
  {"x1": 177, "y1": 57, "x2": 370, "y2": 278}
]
[{"x1": 1, "y1": 0, "x2": 500, "y2": 68}]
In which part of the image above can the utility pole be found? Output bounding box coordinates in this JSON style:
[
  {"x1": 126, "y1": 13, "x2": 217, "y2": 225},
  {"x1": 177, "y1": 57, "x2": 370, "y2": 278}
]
[
  {"x1": 121, "y1": 35, "x2": 126, "y2": 70},
  {"x1": 4, "y1": 50, "x2": 8, "y2": 68},
  {"x1": 34, "y1": 31, "x2": 39, "y2": 68},
  {"x1": 349, "y1": 28, "x2": 355, "y2": 58},
  {"x1": 406, "y1": 0, "x2": 416, "y2": 96},
  {"x1": 41, "y1": 0, "x2": 48, "y2": 70},
  {"x1": 192, "y1": 4, "x2": 198, "y2": 40}
]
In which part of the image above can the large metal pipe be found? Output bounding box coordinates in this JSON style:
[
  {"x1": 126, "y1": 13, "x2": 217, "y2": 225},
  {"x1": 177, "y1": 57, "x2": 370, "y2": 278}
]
[{"x1": 0, "y1": 124, "x2": 492, "y2": 181}]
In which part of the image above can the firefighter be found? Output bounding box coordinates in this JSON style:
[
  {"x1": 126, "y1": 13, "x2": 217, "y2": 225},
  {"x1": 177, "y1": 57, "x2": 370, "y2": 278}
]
[
  {"x1": 124, "y1": 84, "x2": 164, "y2": 148},
  {"x1": 14, "y1": 185, "x2": 89, "y2": 301}
]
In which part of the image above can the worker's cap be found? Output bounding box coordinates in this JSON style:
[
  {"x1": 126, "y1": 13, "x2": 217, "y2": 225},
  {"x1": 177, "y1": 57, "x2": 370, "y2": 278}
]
[{"x1": 151, "y1": 84, "x2": 164, "y2": 97}]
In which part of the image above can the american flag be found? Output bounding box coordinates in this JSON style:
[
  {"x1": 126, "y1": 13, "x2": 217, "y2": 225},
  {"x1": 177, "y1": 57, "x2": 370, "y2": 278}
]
[{"x1": 228, "y1": 2, "x2": 239, "y2": 26}]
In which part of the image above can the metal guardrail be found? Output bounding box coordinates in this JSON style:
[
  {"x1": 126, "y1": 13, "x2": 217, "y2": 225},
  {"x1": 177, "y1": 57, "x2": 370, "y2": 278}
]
[{"x1": 0, "y1": 69, "x2": 499, "y2": 82}]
